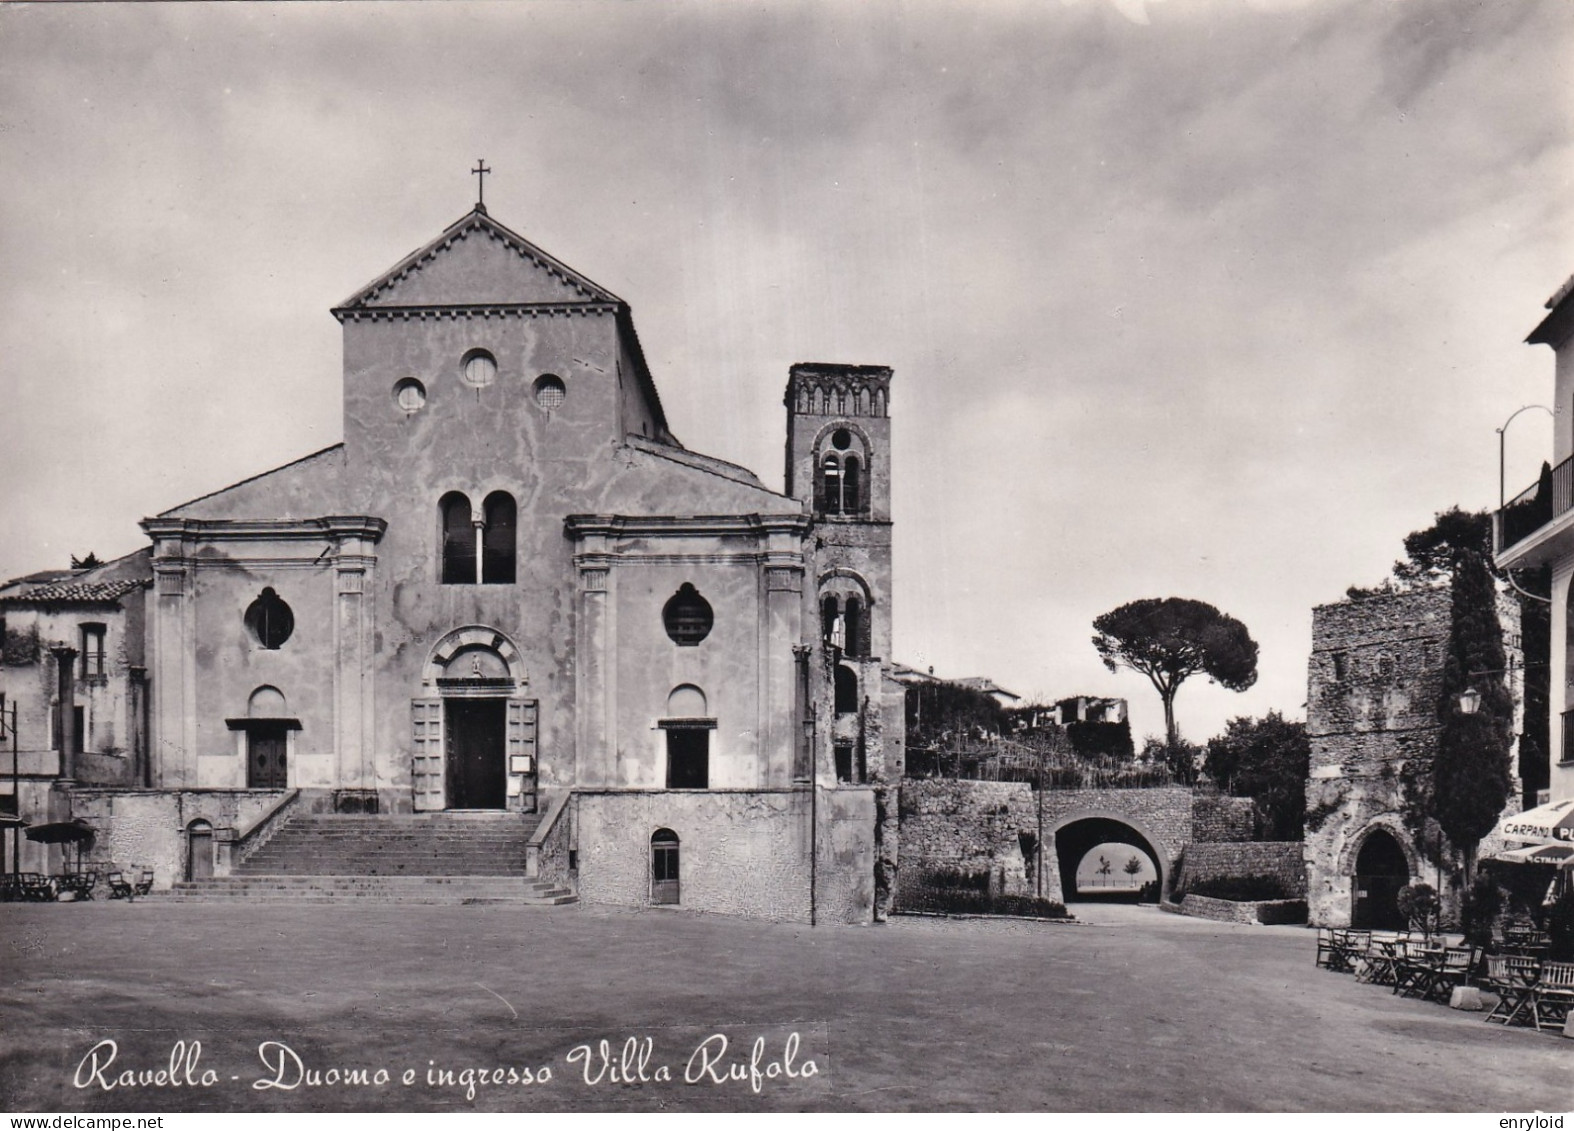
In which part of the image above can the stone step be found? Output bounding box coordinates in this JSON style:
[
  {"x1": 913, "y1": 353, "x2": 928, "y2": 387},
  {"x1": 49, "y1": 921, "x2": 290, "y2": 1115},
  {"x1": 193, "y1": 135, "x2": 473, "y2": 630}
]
[{"x1": 164, "y1": 875, "x2": 576, "y2": 905}]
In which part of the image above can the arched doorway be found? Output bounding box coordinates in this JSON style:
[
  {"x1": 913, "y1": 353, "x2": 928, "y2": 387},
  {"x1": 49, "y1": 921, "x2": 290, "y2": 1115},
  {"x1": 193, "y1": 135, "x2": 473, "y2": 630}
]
[
  {"x1": 186, "y1": 820, "x2": 214, "y2": 882},
  {"x1": 1352, "y1": 828, "x2": 1411, "y2": 929},
  {"x1": 651, "y1": 828, "x2": 680, "y2": 905},
  {"x1": 1053, "y1": 816, "x2": 1165, "y2": 902},
  {"x1": 416, "y1": 626, "x2": 536, "y2": 813}
]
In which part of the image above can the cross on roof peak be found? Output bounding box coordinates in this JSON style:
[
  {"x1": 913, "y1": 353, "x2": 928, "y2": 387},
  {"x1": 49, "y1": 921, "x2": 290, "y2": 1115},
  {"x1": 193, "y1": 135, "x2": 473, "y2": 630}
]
[{"x1": 471, "y1": 158, "x2": 491, "y2": 213}]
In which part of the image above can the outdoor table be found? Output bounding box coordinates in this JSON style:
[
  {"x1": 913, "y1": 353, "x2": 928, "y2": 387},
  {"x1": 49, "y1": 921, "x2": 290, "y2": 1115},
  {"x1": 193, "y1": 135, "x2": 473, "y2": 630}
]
[
  {"x1": 1356, "y1": 934, "x2": 1403, "y2": 985},
  {"x1": 1393, "y1": 943, "x2": 1445, "y2": 998},
  {"x1": 54, "y1": 873, "x2": 96, "y2": 901}
]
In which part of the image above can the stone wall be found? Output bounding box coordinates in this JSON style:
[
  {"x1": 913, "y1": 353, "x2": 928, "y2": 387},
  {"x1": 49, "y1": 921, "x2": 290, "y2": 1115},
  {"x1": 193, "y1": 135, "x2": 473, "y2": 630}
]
[
  {"x1": 1191, "y1": 792, "x2": 1255, "y2": 842},
  {"x1": 1303, "y1": 585, "x2": 1523, "y2": 926},
  {"x1": 69, "y1": 787, "x2": 290, "y2": 890},
  {"x1": 1178, "y1": 841, "x2": 1306, "y2": 896},
  {"x1": 574, "y1": 787, "x2": 872, "y2": 924},
  {"x1": 1178, "y1": 894, "x2": 1308, "y2": 926},
  {"x1": 897, "y1": 780, "x2": 1196, "y2": 905}
]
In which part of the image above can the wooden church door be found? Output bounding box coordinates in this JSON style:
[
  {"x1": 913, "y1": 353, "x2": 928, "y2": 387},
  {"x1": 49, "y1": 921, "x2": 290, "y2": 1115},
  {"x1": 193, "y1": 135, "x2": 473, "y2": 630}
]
[{"x1": 446, "y1": 699, "x2": 507, "y2": 809}]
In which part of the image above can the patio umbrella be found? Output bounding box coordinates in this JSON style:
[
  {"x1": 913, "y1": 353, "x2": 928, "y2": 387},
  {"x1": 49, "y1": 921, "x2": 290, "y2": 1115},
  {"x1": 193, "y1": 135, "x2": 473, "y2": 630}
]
[
  {"x1": 1497, "y1": 798, "x2": 1574, "y2": 845},
  {"x1": 24, "y1": 819, "x2": 95, "y2": 872},
  {"x1": 1493, "y1": 843, "x2": 1574, "y2": 868}
]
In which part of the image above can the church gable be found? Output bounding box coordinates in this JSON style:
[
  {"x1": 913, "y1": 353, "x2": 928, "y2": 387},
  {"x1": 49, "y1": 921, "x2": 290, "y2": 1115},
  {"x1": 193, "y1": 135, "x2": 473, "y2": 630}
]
[
  {"x1": 160, "y1": 444, "x2": 345, "y2": 521},
  {"x1": 337, "y1": 210, "x2": 619, "y2": 311}
]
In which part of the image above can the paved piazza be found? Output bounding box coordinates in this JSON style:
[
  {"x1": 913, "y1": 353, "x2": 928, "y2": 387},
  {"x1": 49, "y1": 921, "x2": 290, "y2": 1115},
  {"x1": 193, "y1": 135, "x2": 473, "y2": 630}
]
[{"x1": 1, "y1": 901, "x2": 1568, "y2": 1113}]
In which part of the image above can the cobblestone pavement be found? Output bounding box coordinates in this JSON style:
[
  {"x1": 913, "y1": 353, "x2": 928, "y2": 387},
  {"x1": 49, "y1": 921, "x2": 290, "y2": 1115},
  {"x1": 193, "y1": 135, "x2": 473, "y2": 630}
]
[{"x1": 1, "y1": 900, "x2": 1568, "y2": 1112}]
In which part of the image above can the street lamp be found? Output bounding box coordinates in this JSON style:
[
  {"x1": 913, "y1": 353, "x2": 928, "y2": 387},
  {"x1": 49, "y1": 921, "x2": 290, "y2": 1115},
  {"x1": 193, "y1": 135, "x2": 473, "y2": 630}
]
[
  {"x1": 1456, "y1": 687, "x2": 1481, "y2": 715},
  {"x1": 1497, "y1": 404, "x2": 1553, "y2": 510}
]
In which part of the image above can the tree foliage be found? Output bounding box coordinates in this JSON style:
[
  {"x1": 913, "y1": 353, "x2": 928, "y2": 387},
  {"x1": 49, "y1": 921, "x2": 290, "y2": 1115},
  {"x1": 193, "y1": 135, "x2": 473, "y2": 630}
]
[
  {"x1": 1139, "y1": 735, "x2": 1204, "y2": 787},
  {"x1": 1348, "y1": 505, "x2": 1548, "y2": 811},
  {"x1": 904, "y1": 679, "x2": 1004, "y2": 772},
  {"x1": 1202, "y1": 711, "x2": 1311, "y2": 841},
  {"x1": 1432, "y1": 547, "x2": 1515, "y2": 868},
  {"x1": 1092, "y1": 598, "x2": 1259, "y2": 745}
]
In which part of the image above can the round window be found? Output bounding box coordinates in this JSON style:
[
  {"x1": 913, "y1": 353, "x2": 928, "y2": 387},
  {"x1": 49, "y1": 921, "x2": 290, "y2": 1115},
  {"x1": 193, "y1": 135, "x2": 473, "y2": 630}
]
[
  {"x1": 393, "y1": 378, "x2": 426, "y2": 413},
  {"x1": 461, "y1": 349, "x2": 497, "y2": 388},
  {"x1": 534, "y1": 374, "x2": 566, "y2": 411},
  {"x1": 244, "y1": 588, "x2": 295, "y2": 650},
  {"x1": 662, "y1": 583, "x2": 714, "y2": 646},
  {"x1": 831, "y1": 428, "x2": 852, "y2": 451}
]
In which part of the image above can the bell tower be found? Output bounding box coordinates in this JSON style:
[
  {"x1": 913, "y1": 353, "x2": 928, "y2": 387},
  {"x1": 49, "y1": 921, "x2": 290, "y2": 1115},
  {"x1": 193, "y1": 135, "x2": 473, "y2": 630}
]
[{"x1": 785, "y1": 362, "x2": 894, "y2": 665}]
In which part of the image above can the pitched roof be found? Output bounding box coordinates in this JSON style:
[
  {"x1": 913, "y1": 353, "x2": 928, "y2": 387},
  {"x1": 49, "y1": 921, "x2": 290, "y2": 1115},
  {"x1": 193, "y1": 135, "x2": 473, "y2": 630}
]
[
  {"x1": 1, "y1": 578, "x2": 146, "y2": 606},
  {"x1": 333, "y1": 208, "x2": 622, "y2": 313}
]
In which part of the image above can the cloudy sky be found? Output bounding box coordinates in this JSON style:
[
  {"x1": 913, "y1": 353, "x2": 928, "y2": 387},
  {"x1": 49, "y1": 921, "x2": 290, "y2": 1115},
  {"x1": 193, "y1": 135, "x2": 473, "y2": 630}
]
[{"x1": 2, "y1": 0, "x2": 1571, "y2": 745}]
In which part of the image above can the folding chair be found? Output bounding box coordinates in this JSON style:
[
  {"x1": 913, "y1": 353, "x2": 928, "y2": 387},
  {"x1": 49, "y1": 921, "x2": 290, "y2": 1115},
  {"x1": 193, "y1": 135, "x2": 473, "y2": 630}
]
[
  {"x1": 1528, "y1": 960, "x2": 1574, "y2": 1032},
  {"x1": 1425, "y1": 946, "x2": 1478, "y2": 1005},
  {"x1": 1484, "y1": 954, "x2": 1542, "y2": 1026},
  {"x1": 1315, "y1": 927, "x2": 1338, "y2": 969}
]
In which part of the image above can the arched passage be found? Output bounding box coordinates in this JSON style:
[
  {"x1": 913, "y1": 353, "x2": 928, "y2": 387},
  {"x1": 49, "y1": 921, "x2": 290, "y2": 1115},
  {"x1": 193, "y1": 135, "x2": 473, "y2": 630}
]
[
  {"x1": 1351, "y1": 826, "x2": 1411, "y2": 930},
  {"x1": 1050, "y1": 815, "x2": 1166, "y2": 903}
]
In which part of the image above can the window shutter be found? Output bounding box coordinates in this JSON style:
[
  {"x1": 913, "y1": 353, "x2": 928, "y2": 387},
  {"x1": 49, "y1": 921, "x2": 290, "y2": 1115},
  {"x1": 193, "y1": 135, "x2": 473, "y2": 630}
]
[
  {"x1": 507, "y1": 699, "x2": 539, "y2": 810},
  {"x1": 411, "y1": 698, "x2": 445, "y2": 811}
]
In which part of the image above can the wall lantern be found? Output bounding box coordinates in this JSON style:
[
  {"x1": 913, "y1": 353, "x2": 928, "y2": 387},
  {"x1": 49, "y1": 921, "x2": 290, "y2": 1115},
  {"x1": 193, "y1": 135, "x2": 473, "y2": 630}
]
[{"x1": 1457, "y1": 687, "x2": 1481, "y2": 715}]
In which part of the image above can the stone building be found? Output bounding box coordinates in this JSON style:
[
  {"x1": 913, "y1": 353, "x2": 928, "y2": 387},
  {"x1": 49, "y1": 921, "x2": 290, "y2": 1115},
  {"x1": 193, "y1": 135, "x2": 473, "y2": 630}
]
[
  {"x1": 1303, "y1": 585, "x2": 1522, "y2": 928},
  {"x1": 0, "y1": 202, "x2": 905, "y2": 923}
]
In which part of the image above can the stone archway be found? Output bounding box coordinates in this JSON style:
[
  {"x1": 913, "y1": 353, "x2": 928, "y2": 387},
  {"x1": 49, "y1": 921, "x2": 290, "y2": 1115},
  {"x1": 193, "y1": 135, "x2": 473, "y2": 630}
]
[{"x1": 1048, "y1": 813, "x2": 1169, "y2": 903}]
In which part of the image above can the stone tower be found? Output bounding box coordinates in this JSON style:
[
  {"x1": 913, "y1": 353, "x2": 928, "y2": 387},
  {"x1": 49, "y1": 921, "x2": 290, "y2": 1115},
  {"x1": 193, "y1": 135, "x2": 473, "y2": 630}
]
[
  {"x1": 786, "y1": 363, "x2": 904, "y2": 917},
  {"x1": 1303, "y1": 585, "x2": 1523, "y2": 928}
]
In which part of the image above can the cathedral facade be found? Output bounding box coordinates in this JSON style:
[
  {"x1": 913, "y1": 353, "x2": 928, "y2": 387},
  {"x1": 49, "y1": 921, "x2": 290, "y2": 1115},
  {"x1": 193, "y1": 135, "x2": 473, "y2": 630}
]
[{"x1": 0, "y1": 205, "x2": 903, "y2": 923}]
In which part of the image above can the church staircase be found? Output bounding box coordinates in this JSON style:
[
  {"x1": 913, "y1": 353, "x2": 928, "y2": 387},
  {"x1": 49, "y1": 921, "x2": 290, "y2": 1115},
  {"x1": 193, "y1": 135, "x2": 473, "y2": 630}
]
[{"x1": 164, "y1": 812, "x2": 576, "y2": 905}]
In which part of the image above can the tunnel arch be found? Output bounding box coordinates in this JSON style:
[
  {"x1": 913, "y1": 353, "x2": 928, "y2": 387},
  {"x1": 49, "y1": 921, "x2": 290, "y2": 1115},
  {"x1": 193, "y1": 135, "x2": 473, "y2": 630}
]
[{"x1": 1047, "y1": 812, "x2": 1169, "y2": 902}]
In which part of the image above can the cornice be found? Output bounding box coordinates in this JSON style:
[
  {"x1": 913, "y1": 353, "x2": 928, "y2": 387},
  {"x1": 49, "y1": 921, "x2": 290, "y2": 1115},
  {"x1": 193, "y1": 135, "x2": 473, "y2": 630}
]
[
  {"x1": 333, "y1": 302, "x2": 619, "y2": 325},
  {"x1": 140, "y1": 516, "x2": 388, "y2": 542},
  {"x1": 564, "y1": 514, "x2": 813, "y2": 541}
]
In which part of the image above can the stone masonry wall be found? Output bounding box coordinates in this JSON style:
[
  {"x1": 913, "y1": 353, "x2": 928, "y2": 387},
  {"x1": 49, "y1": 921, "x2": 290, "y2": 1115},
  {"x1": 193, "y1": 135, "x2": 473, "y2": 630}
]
[
  {"x1": 1190, "y1": 792, "x2": 1256, "y2": 842},
  {"x1": 69, "y1": 788, "x2": 289, "y2": 891},
  {"x1": 574, "y1": 787, "x2": 873, "y2": 924},
  {"x1": 897, "y1": 780, "x2": 1195, "y2": 905},
  {"x1": 1178, "y1": 842, "x2": 1306, "y2": 896},
  {"x1": 1304, "y1": 585, "x2": 1523, "y2": 926}
]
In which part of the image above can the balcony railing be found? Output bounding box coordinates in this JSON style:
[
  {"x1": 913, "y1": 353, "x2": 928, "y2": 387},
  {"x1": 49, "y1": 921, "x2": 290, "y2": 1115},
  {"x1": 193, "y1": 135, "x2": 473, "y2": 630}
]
[{"x1": 1498, "y1": 455, "x2": 1574, "y2": 553}]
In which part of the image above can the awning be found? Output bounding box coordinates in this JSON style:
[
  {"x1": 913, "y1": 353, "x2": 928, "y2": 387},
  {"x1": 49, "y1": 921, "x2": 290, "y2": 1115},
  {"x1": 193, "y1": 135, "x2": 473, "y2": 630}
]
[
  {"x1": 1497, "y1": 798, "x2": 1574, "y2": 845},
  {"x1": 1492, "y1": 843, "x2": 1574, "y2": 868}
]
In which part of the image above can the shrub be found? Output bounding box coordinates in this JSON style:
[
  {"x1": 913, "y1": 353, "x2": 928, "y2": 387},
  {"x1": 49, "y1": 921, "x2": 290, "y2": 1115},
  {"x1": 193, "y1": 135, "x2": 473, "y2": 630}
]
[
  {"x1": 1397, "y1": 882, "x2": 1441, "y2": 936},
  {"x1": 1545, "y1": 888, "x2": 1574, "y2": 962},
  {"x1": 903, "y1": 867, "x2": 1072, "y2": 919},
  {"x1": 1182, "y1": 875, "x2": 1291, "y2": 902},
  {"x1": 1256, "y1": 900, "x2": 1309, "y2": 925},
  {"x1": 1460, "y1": 873, "x2": 1503, "y2": 948}
]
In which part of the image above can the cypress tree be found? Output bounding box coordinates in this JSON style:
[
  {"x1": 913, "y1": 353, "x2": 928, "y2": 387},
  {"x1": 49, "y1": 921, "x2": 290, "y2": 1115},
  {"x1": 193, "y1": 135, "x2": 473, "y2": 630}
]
[{"x1": 1432, "y1": 547, "x2": 1514, "y2": 877}]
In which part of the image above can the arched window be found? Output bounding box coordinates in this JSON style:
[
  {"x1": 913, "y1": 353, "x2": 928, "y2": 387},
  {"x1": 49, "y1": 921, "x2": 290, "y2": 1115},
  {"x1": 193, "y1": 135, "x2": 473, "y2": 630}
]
[
  {"x1": 482, "y1": 491, "x2": 516, "y2": 584},
  {"x1": 821, "y1": 454, "x2": 843, "y2": 515},
  {"x1": 651, "y1": 828, "x2": 679, "y2": 904},
  {"x1": 440, "y1": 493, "x2": 475, "y2": 584},
  {"x1": 843, "y1": 455, "x2": 861, "y2": 515},
  {"x1": 835, "y1": 664, "x2": 859, "y2": 714},
  {"x1": 821, "y1": 595, "x2": 840, "y2": 644},
  {"x1": 844, "y1": 598, "x2": 863, "y2": 659},
  {"x1": 244, "y1": 588, "x2": 294, "y2": 650},
  {"x1": 663, "y1": 584, "x2": 714, "y2": 646}
]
